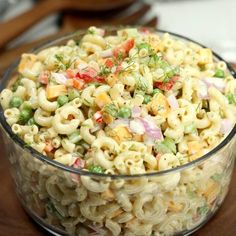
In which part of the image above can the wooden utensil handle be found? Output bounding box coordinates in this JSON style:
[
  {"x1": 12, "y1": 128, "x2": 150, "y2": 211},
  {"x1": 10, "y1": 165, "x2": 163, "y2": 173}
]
[{"x1": 0, "y1": 0, "x2": 66, "y2": 50}]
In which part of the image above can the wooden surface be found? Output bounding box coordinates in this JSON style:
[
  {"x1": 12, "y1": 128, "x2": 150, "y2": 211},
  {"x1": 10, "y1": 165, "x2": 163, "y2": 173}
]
[{"x1": 0, "y1": 136, "x2": 235, "y2": 235}]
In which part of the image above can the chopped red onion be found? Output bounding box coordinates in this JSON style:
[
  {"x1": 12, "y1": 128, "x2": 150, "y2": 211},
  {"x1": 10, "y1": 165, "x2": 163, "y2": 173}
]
[
  {"x1": 88, "y1": 224, "x2": 106, "y2": 235},
  {"x1": 132, "y1": 106, "x2": 142, "y2": 118},
  {"x1": 77, "y1": 62, "x2": 88, "y2": 71},
  {"x1": 73, "y1": 158, "x2": 85, "y2": 169},
  {"x1": 109, "y1": 118, "x2": 130, "y2": 129},
  {"x1": 70, "y1": 173, "x2": 80, "y2": 183},
  {"x1": 129, "y1": 119, "x2": 145, "y2": 135},
  {"x1": 220, "y1": 119, "x2": 233, "y2": 134},
  {"x1": 167, "y1": 94, "x2": 179, "y2": 110},
  {"x1": 197, "y1": 80, "x2": 209, "y2": 99},
  {"x1": 51, "y1": 72, "x2": 67, "y2": 84},
  {"x1": 99, "y1": 49, "x2": 113, "y2": 58},
  {"x1": 139, "y1": 116, "x2": 163, "y2": 140},
  {"x1": 143, "y1": 135, "x2": 155, "y2": 145},
  {"x1": 202, "y1": 77, "x2": 225, "y2": 92}
]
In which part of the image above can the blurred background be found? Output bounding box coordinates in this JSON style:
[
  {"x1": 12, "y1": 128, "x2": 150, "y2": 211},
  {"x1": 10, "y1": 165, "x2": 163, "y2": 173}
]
[{"x1": 0, "y1": 0, "x2": 236, "y2": 75}]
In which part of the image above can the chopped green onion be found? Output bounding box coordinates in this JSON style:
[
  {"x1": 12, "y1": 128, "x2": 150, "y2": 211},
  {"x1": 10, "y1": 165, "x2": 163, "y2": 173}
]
[
  {"x1": 45, "y1": 201, "x2": 64, "y2": 219},
  {"x1": 197, "y1": 205, "x2": 209, "y2": 216},
  {"x1": 88, "y1": 165, "x2": 105, "y2": 173},
  {"x1": 225, "y1": 93, "x2": 236, "y2": 105},
  {"x1": 143, "y1": 95, "x2": 151, "y2": 104},
  {"x1": 9, "y1": 96, "x2": 23, "y2": 108},
  {"x1": 135, "y1": 75, "x2": 148, "y2": 92},
  {"x1": 68, "y1": 89, "x2": 80, "y2": 101},
  {"x1": 57, "y1": 95, "x2": 69, "y2": 107},
  {"x1": 165, "y1": 66, "x2": 179, "y2": 79},
  {"x1": 103, "y1": 103, "x2": 118, "y2": 117},
  {"x1": 148, "y1": 54, "x2": 160, "y2": 67},
  {"x1": 184, "y1": 122, "x2": 196, "y2": 134},
  {"x1": 68, "y1": 130, "x2": 82, "y2": 144},
  {"x1": 138, "y1": 43, "x2": 150, "y2": 50},
  {"x1": 214, "y1": 69, "x2": 224, "y2": 78},
  {"x1": 12, "y1": 78, "x2": 22, "y2": 92},
  {"x1": 154, "y1": 137, "x2": 176, "y2": 154},
  {"x1": 134, "y1": 90, "x2": 145, "y2": 96},
  {"x1": 211, "y1": 173, "x2": 222, "y2": 182},
  {"x1": 117, "y1": 107, "x2": 131, "y2": 118}
]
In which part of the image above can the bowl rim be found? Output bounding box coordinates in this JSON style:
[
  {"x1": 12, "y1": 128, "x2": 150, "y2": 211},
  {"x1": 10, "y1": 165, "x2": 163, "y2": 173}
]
[{"x1": 0, "y1": 27, "x2": 235, "y2": 179}]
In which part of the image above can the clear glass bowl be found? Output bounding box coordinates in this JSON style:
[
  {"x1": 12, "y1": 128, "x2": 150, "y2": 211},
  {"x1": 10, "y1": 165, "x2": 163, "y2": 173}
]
[{"x1": 0, "y1": 28, "x2": 236, "y2": 236}]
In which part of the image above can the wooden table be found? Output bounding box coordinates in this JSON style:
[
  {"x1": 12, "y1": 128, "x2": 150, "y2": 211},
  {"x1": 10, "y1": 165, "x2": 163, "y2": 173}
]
[{"x1": 0, "y1": 135, "x2": 235, "y2": 236}]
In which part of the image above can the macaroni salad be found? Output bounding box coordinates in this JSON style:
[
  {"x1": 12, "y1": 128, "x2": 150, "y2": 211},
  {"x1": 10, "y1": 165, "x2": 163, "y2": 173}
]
[{"x1": 1, "y1": 27, "x2": 236, "y2": 236}]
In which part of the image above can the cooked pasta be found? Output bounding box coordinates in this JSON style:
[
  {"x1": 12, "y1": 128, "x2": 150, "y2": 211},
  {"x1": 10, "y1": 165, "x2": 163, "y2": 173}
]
[{"x1": 1, "y1": 26, "x2": 236, "y2": 236}]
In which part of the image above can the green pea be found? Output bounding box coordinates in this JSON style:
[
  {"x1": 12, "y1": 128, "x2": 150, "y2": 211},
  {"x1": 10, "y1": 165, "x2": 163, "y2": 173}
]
[
  {"x1": 9, "y1": 96, "x2": 23, "y2": 108},
  {"x1": 21, "y1": 102, "x2": 32, "y2": 111},
  {"x1": 152, "y1": 88, "x2": 162, "y2": 95},
  {"x1": 57, "y1": 95, "x2": 68, "y2": 107},
  {"x1": 117, "y1": 107, "x2": 131, "y2": 118},
  {"x1": 143, "y1": 95, "x2": 151, "y2": 104},
  {"x1": 214, "y1": 69, "x2": 224, "y2": 78},
  {"x1": 89, "y1": 165, "x2": 105, "y2": 173},
  {"x1": 19, "y1": 109, "x2": 33, "y2": 124}
]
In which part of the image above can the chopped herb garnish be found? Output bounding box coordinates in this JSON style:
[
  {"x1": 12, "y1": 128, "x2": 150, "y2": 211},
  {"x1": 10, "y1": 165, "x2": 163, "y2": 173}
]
[
  {"x1": 99, "y1": 65, "x2": 111, "y2": 77},
  {"x1": 55, "y1": 54, "x2": 64, "y2": 62}
]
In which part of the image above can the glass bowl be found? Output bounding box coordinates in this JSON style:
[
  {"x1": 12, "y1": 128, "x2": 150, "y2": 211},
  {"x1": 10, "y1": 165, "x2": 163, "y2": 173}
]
[{"x1": 0, "y1": 28, "x2": 236, "y2": 236}]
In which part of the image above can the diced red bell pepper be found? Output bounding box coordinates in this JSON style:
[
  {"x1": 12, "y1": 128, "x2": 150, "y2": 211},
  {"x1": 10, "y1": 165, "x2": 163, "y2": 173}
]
[
  {"x1": 113, "y1": 38, "x2": 135, "y2": 59},
  {"x1": 73, "y1": 78, "x2": 85, "y2": 89},
  {"x1": 95, "y1": 76, "x2": 105, "y2": 83},
  {"x1": 76, "y1": 72, "x2": 94, "y2": 83},
  {"x1": 123, "y1": 38, "x2": 135, "y2": 53},
  {"x1": 105, "y1": 59, "x2": 114, "y2": 68},
  {"x1": 154, "y1": 76, "x2": 179, "y2": 91},
  {"x1": 94, "y1": 111, "x2": 103, "y2": 123},
  {"x1": 66, "y1": 68, "x2": 76, "y2": 78},
  {"x1": 139, "y1": 27, "x2": 150, "y2": 34},
  {"x1": 38, "y1": 71, "x2": 50, "y2": 85}
]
